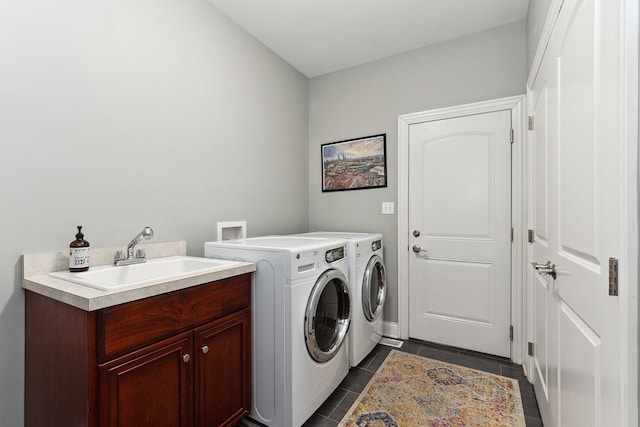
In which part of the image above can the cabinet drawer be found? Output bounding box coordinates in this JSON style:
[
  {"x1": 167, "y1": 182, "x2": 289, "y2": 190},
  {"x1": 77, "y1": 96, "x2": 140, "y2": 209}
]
[{"x1": 98, "y1": 274, "x2": 250, "y2": 361}]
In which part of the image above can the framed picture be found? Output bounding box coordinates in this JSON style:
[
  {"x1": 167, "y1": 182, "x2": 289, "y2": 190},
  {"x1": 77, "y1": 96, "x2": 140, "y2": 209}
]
[{"x1": 321, "y1": 134, "x2": 387, "y2": 192}]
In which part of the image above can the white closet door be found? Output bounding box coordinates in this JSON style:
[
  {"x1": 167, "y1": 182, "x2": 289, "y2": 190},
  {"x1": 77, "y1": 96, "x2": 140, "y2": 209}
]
[{"x1": 528, "y1": 0, "x2": 628, "y2": 425}]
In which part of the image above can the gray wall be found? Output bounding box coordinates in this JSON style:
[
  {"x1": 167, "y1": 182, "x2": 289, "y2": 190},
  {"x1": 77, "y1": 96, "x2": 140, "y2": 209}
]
[
  {"x1": 308, "y1": 22, "x2": 527, "y2": 324},
  {"x1": 526, "y1": 0, "x2": 554, "y2": 74},
  {"x1": 0, "y1": 0, "x2": 309, "y2": 424}
]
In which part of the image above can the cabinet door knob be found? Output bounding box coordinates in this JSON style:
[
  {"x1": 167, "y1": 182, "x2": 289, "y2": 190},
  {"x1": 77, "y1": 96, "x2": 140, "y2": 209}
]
[
  {"x1": 182, "y1": 353, "x2": 190, "y2": 363},
  {"x1": 201, "y1": 345, "x2": 209, "y2": 354}
]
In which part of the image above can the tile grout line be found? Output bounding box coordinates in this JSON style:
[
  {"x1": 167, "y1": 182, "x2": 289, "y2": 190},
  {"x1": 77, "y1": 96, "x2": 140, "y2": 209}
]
[
  {"x1": 326, "y1": 388, "x2": 349, "y2": 421},
  {"x1": 328, "y1": 390, "x2": 359, "y2": 423}
]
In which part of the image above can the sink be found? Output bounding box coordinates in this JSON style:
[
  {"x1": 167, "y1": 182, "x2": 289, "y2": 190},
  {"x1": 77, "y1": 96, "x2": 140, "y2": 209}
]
[{"x1": 50, "y1": 256, "x2": 241, "y2": 291}]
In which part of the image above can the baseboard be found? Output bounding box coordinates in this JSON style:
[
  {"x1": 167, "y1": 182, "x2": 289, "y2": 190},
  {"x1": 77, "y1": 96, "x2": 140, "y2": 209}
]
[{"x1": 383, "y1": 321, "x2": 399, "y2": 339}]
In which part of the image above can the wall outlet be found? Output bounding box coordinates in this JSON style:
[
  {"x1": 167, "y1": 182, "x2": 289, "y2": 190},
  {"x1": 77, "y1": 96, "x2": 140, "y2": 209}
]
[{"x1": 382, "y1": 202, "x2": 394, "y2": 215}]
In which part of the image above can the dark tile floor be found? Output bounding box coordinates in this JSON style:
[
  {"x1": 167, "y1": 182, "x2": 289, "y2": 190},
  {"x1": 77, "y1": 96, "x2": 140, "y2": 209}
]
[{"x1": 243, "y1": 339, "x2": 543, "y2": 427}]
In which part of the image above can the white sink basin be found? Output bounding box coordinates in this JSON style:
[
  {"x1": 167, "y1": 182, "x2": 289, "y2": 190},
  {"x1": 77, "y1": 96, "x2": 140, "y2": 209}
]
[{"x1": 50, "y1": 256, "x2": 241, "y2": 291}]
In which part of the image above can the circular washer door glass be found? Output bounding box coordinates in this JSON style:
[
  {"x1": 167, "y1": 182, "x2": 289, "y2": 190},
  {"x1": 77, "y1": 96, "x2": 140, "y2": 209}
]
[
  {"x1": 305, "y1": 269, "x2": 351, "y2": 363},
  {"x1": 362, "y1": 255, "x2": 387, "y2": 321}
]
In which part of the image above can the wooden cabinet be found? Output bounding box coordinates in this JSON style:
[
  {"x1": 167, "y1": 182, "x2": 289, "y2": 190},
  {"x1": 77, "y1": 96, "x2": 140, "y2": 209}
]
[{"x1": 25, "y1": 274, "x2": 251, "y2": 427}]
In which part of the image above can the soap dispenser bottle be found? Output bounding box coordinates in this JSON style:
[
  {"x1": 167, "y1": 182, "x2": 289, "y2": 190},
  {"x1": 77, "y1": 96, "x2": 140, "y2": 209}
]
[{"x1": 69, "y1": 225, "x2": 90, "y2": 272}]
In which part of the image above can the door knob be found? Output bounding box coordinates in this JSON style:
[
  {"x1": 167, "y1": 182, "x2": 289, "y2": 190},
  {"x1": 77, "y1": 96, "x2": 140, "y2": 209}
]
[
  {"x1": 201, "y1": 345, "x2": 209, "y2": 354},
  {"x1": 412, "y1": 244, "x2": 428, "y2": 256},
  {"x1": 532, "y1": 261, "x2": 557, "y2": 279},
  {"x1": 413, "y1": 230, "x2": 421, "y2": 237},
  {"x1": 182, "y1": 353, "x2": 191, "y2": 363}
]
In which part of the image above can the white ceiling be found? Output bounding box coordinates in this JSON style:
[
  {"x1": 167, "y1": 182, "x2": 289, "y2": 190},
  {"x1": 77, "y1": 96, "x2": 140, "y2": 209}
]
[{"x1": 207, "y1": 0, "x2": 530, "y2": 78}]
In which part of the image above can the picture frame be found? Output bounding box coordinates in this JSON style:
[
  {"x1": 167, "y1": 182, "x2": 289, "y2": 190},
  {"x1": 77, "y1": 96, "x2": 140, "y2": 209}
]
[{"x1": 321, "y1": 134, "x2": 387, "y2": 192}]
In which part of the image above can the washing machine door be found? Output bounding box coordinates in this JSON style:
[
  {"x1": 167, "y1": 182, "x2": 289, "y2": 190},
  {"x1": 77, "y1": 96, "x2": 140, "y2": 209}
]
[
  {"x1": 304, "y1": 268, "x2": 351, "y2": 363},
  {"x1": 362, "y1": 255, "x2": 386, "y2": 322}
]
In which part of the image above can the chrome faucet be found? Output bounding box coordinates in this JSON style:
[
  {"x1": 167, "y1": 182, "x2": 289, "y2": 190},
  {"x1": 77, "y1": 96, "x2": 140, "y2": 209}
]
[{"x1": 114, "y1": 226, "x2": 154, "y2": 266}]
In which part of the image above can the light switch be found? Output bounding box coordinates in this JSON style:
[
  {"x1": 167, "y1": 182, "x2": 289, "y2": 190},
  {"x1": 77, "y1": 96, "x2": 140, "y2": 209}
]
[{"x1": 382, "y1": 202, "x2": 394, "y2": 215}]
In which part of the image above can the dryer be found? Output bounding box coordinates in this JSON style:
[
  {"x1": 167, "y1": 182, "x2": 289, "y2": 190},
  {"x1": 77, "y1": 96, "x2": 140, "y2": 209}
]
[
  {"x1": 301, "y1": 232, "x2": 387, "y2": 367},
  {"x1": 204, "y1": 236, "x2": 351, "y2": 427}
]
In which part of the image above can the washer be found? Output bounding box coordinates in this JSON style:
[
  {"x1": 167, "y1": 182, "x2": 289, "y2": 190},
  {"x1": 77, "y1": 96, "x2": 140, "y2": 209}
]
[
  {"x1": 300, "y1": 232, "x2": 387, "y2": 367},
  {"x1": 204, "y1": 236, "x2": 351, "y2": 427}
]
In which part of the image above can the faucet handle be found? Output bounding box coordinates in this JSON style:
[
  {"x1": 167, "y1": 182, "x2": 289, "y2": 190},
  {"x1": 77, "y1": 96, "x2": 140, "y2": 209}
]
[
  {"x1": 135, "y1": 248, "x2": 146, "y2": 259},
  {"x1": 114, "y1": 250, "x2": 126, "y2": 262}
]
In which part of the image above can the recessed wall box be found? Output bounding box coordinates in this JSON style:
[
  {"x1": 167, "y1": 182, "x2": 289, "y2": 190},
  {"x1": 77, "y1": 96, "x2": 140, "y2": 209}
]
[{"x1": 217, "y1": 221, "x2": 247, "y2": 241}]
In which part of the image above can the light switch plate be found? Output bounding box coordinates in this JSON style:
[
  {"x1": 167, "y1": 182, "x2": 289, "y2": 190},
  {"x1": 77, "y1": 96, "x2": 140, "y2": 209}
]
[{"x1": 382, "y1": 202, "x2": 394, "y2": 215}]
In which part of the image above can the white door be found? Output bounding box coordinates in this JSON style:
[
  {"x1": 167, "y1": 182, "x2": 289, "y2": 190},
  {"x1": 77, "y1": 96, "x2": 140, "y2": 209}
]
[
  {"x1": 528, "y1": 0, "x2": 626, "y2": 425},
  {"x1": 408, "y1": 111, "x2": 512, "y2": 358}
]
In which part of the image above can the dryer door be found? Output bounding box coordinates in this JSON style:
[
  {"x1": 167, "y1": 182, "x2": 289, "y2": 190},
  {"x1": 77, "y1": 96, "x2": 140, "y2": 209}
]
[
  {"x1": 362, "y1": 255, "x2": 387, "y2": 322},
  {"x1": 304, "y1": 269, "x2": 351, "y2": 363}
]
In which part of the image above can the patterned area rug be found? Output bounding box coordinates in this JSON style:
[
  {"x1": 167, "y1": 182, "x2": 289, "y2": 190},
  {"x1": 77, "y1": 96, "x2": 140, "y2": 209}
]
[{"x1": 338, "y1": 350, "x2": 526, "y2": 427}]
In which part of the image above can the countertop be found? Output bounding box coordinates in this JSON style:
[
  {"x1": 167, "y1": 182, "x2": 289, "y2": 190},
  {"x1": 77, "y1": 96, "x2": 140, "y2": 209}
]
[{"x1": 22, "y1": 240, "x2": 255, "y2": 311}]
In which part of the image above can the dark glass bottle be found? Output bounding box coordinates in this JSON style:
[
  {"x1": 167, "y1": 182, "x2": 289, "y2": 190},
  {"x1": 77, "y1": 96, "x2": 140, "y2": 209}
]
[{"x1": 69, "y1": 225, "x2": 90, "y2": 272}]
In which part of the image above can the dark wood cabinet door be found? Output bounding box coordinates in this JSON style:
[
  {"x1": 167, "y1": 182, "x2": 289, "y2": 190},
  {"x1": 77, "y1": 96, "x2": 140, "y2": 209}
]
[
  {"x1": 194, "y1": 308, "x2": 251, "y2": 427},
  {"x1": 100, "y1": 331, "x2": 193, "y2": 427}
]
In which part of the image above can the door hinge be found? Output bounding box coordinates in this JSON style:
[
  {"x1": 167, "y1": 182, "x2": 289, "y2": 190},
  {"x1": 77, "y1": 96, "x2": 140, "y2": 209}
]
[
  {"x1": 510, "y1": 228, "x2": 514, "y2": 242},
  {"x1": 510, "y1": 129, "x2": 514, "y2": 144},
  {"x1": 609, "y1": 257, "x2": 619, "y2": 296},
  {"x1": 528, "y1": 342, "x2": 534, "y2": 356},
  {"x1": 528, "y1": 229, "x2": 534, "y2": 243},
  {"x1": 528, "y1": 116, "x2": 534, "y2": 130},
  {"x1": 509, "y1": 325, "x2": 514, "y2": 341}
]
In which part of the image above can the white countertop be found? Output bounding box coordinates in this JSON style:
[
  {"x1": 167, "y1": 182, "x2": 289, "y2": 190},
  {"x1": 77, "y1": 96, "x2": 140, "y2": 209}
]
[{"x1": 22, "y1": 240, "x2": 256, "y2": 311}]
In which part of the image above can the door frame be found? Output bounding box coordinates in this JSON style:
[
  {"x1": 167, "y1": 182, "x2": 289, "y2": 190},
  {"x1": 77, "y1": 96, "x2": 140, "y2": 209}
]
[{"x1": 397, "y1": 95, "x2": 527, "y2": 363}]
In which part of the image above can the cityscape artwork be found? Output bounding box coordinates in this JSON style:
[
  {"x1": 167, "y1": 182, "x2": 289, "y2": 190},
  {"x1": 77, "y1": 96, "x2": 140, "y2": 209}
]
[{"x1": 321, "y1": 134, "x2": 387, "y2": 192}]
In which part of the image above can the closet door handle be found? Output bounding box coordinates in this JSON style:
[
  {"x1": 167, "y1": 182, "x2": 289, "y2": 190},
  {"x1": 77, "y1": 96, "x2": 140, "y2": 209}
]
[
  {"x1": 532, "y1": 261, "x2": 557, "y2": 279},
  {"x1": 201, "y1": 345, "x2": 209, "y2": 354}
]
